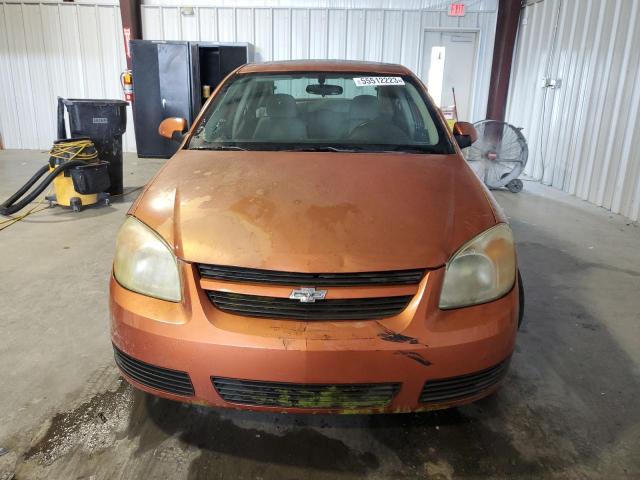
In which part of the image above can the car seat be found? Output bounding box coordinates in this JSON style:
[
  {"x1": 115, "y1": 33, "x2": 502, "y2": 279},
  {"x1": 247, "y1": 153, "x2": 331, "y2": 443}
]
[
  {"x1": 307, "y1": 109, "x2": 347, "y2": 140},
  {"x1": 253, "y1": 94, "x2": 307, "y2": 141},
  {"x1": 347, "y1": 95, "x2": 380, "y2": 133}
]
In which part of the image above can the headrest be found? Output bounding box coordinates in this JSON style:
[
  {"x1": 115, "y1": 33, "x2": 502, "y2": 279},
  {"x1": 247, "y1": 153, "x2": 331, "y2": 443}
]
[
  {"x1": 265, "y1": 94, "x2": 297, "y2": 118},
  {"x1": 349, "y1": 95, "x2": 379, "y2": 119}
]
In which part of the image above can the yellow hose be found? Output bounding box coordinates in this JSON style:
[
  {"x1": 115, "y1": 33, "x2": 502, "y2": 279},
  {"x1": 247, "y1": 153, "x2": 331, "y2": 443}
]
[{"x1": 49, "y1": 138, "x2": 98, "y2": 162}]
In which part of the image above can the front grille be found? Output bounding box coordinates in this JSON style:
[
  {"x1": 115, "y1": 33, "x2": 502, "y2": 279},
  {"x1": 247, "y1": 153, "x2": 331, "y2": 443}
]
[
  {"x1": 197, "y1": 264, "x2": 425, "y2": 286},
  {"x1": 419, "y1": 359, "x2": 510, "y2": 404},
  {"x1": 207, "y1": 291, "x2": 412, "y2": 320},
  {"x1": 212, "y1": 377, "x2": 401, "y2": 409},
  {"x1": 113, "y1": 346, "x2": 194, "y2": 396}
]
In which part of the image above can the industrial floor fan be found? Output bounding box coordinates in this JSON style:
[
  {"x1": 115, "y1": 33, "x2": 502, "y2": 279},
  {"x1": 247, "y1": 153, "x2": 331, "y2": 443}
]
[{"x1": 464, "y1": 120, "x2": 528, "y2": 193}]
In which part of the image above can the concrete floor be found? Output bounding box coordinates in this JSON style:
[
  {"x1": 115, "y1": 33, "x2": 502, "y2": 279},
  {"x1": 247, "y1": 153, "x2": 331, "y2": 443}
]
[{"x1": 1, "y1": 149, "x2": 639, "y2": 480}]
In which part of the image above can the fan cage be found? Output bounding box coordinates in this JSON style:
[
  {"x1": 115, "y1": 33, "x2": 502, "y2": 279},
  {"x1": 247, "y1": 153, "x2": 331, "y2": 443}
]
[{"x1": 463, "y1": 120, "x2": 528, "y2": 189}]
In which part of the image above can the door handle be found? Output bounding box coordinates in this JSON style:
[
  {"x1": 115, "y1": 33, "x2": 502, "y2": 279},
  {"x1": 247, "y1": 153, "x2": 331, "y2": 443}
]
[{"x1": 162, "y1": 98, "x2": 166, "y2": 110}]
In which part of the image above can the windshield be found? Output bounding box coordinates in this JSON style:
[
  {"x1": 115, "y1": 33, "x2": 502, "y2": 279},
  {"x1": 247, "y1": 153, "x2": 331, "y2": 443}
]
[{"x1": 188, "y1": 72, "x2": 453, "y2": 154}]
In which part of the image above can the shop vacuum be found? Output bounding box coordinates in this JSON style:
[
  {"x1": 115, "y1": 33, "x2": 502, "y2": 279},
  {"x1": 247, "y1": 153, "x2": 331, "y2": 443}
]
[{"x1": 0, "y1": 98, "x2": 127, "y2": 215}]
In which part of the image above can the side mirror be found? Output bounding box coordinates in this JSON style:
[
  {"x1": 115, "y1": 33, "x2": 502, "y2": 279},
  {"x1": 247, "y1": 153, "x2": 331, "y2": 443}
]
[
  {"x1": 159, "y1": 117, "x2": 187, "y2": 142},
  {"x1": 453, "y1": 121, "x2": 478, "y2": 149}
]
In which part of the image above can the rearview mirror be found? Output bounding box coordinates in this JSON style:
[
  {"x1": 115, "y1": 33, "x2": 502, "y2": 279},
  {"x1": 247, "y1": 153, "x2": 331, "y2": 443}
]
[
  {"x1": 453, "y1": 121, "x2": 478, "y2": 149},
  {"x1": 306, "y1": 84, "x2": 343, "y2": 96},
  {"x1": 159, "y1": 117, "x2": 187, "y2": 142}
]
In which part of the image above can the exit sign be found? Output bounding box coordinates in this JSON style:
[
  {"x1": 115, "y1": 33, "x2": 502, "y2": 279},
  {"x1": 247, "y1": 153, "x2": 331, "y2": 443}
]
[{"x1": 448, "y1": 3, "x2": 465, "y2": 16}]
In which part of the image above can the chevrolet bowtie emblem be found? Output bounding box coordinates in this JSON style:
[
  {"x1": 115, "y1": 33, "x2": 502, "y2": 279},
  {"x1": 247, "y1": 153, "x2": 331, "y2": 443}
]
[{"x1": 289, "y1": 287, "x2": 327, "y2": 303}]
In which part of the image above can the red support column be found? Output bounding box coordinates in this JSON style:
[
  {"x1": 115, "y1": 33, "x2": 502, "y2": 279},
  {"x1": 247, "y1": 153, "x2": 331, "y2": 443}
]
[
  {"x1": 486, "y1": 0, "x2": 522, "y2": 121},
  {"x1": 118, "y1": 0, "x2": 142, "y2": 70}
]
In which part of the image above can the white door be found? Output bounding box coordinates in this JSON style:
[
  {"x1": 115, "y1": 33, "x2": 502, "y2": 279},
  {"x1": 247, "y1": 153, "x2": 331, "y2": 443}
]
[{"x1": 421, "y1": 31, "x2": 478, "y2": 121}]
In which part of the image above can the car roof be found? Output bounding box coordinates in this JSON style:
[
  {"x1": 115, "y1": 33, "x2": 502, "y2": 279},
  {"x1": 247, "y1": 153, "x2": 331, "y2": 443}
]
[{"x1": 237, "y1": 60, "x2": 413, "y2": 75}]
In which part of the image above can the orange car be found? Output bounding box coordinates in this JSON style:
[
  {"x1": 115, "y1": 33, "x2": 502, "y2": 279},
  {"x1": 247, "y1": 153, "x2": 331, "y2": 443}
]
[{"x1": 110, "y1": 60, "x2": 523, "y2": 413}]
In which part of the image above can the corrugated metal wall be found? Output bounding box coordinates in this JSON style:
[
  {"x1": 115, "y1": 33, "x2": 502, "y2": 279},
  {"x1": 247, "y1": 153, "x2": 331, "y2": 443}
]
[
  {"x1": 140, "y1": 0, "x2": 499, "y2": 123},
  {"x1": 0, "y1": 1, "x2": 136, "y2": 151},
  {"x1": 506, "y1": 0, "x2": 640, "y2": 221},
  {"x1": 0, "y1": 0, "x2": 498, "y2": 152}
]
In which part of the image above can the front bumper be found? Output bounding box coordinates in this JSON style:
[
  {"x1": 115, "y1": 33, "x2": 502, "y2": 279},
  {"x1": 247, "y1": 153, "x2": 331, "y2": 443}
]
[{"x1": 110, "y1": 264, "x2": 518, "y2": 413}]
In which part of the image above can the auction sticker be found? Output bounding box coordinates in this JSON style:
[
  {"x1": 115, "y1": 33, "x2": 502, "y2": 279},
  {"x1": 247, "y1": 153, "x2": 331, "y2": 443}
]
[{"x1": 353, "y1": 77, "x2": 405, "y2": 87}]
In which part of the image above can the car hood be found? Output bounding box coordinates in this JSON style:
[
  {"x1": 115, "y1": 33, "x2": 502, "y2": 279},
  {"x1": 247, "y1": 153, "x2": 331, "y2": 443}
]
[{"x1": 131, "y1": 150, "x2": 499, "y2": 271}]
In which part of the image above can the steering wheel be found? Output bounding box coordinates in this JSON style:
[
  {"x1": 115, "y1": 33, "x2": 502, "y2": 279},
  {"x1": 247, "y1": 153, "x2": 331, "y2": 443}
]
[
  {"x1": 347, "y1": 118, "x2": 410, "y2": 143},
  {"x1": 347, "y1": 119, "x2": 378, "y2": 140}
]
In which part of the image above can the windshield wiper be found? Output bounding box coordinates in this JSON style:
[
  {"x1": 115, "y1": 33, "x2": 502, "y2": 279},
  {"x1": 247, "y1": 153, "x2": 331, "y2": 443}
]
[
  {"x1": 283, "y1": 146, "x2": 363, "y2": 153},
  {"x1": 282, "y1": 145, "x2": 443, "y2": 154},
  {"x1": 374, "y1": 145, "x2": 446, "y2": 154},
  {"x1": 190, "y1": 145, "x2": 248, "y2": 151},
  {"x1": 189, "y1": 144, "x2": 444, "y2": 154}
]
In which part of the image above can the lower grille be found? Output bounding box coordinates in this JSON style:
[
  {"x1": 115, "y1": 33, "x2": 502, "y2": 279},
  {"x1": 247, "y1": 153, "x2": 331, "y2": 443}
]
[
  {"x1": 212, "y1": 377, "x2": 401, "y2": 409},
  {"x1": 113, "y1": 346, "x2": 194, "y2": 396},
  {"x1": 420, "y1": 359, "x2": 510, "y2": 404},
  {"x1": 207, "y1": 291, "x2": 412, "y2": 320}
]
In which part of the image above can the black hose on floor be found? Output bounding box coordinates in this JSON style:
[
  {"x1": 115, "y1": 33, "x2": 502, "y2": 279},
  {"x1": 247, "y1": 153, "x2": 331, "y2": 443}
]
[
  {"x1": 0, "y1": 160, "x2": 86, "y2": 216},
  {"x1": 1, "y1": 164, "x2": 49, "y2": 209}
]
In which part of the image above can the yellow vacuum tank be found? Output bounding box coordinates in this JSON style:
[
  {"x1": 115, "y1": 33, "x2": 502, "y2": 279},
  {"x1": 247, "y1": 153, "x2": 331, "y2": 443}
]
[
  {"x1": 1, "y1": 137, "x2": 110, "y2": 217},
  {"x1": 48, "y1": 138, "x2": 109, "y2": 211}
]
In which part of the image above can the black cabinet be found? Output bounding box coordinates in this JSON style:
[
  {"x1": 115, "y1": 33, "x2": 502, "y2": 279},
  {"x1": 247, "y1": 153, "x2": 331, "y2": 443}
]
[{"x1": 131, "y1": 41, "x2": 252, "y2": 158}]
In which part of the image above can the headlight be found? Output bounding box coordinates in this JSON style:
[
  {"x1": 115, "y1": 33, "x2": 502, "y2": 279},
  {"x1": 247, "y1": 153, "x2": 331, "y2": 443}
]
[
  {"x1": 439, "y1": 223, "x2": 516, "y2": 309},
  {"x1": 113, "y1": 216, "x2": 182, "y2": 302}
]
